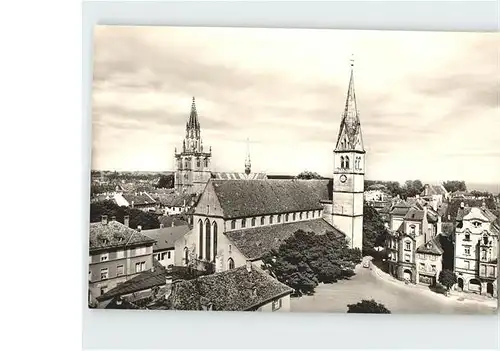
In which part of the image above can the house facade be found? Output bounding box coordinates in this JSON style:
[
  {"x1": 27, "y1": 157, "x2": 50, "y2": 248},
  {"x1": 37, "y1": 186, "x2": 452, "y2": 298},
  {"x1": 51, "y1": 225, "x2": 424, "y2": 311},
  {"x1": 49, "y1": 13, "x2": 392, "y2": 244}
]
[
  {"x1": 454, "y1": 205, "x2": 498, "y2": 298},
  {"x1": 142, "y1": 224, "x2": 191, "y2": 268},
  {"x1": 88, "y1": 215, "x2": 156, "y2": 299},
  {"x1": 386, "y1": 205, "x2": 441, "y2": 282},
  {"x1": 415, "y1": 236, "x2": 444, "y2": 286}
]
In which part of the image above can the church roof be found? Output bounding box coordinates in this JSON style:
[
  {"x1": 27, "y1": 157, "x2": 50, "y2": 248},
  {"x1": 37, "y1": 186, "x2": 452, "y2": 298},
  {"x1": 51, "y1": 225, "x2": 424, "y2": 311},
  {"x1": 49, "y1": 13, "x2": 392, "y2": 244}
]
[
  {"x1": 421, "y1": 184, "x2": 448, "y2": 197},
  {"x1": 211, "y1": 179, "x2": 332, "y2": 219},
  {"x1": 226, "y1": 218, "x2": 343, "y2": 260},
  {"x1": 335, "y1": 59, "x2": 364, "y2": 153}
]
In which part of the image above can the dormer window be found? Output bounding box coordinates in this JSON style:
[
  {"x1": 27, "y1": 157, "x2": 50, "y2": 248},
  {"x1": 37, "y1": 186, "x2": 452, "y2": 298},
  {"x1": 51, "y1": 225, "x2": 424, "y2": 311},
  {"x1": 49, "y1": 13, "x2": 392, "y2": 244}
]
[
  {"x1": 231, "y1": 220, "x2": 236, "y2": 230},
  {"x1": 260, "y1": 217, "x2": 265, "y2": 225},
  {"x1": 251, "y1": 217, "x2": 256, "y2": 227},
  {"x1": 465, "y1": 232, "x2": 470, "y2": 241},
  {"x1": 472, "y1": 221, "x2": 482, "y2": 228},
  {"x1": 483, "y1": 235, "x2": 488, "y2": 245},
  {"x1": 410, "y1": 225, "x2": 416, "y2": 235}
]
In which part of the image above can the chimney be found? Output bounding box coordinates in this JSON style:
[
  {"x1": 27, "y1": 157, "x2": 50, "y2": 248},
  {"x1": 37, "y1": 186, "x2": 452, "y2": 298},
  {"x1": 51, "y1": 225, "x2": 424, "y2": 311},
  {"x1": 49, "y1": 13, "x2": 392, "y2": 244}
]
[
  {"x1": 124, "y1": 215, "x2": 130, "y2": 227},
  {"x1": 137, "y1": 225, "x2": 142, "y2": 232},
  {"x1": 111, "y1": 215, "x2": 116, "y2": 222},
  {"x1": 101, "y1": 215, "x2": 108, "y2": 225},
  {"x1": 246, "y1": 261, "x2": 252, "y2": 273}
]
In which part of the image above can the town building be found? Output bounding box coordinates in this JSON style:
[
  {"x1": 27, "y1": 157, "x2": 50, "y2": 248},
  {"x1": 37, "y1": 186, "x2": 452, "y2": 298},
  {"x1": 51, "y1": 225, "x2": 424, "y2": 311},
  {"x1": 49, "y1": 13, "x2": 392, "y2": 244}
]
[
  {"x1": 420, "y1": 183, "x2": 449, "y2": 210},
  {"x1": 454, "y1": 204, "x2": 498, "y2": 297},
  {"x1": 415, "y1": 235, "x2": 444, "y2": 286},
  {"x1": 113, "y1": 192, "x2": 157, "y2": 212},
  {"x1": 142, "y1": 224, "x2": 191, "y2": 268},
  {"x1": 88, "y1": 215, "x2": 156, "y2": 299},
  {"x1": 386, "y1": 204, "x2": 442, "y2": 282},
  {"x1": 96, "y1": 262, "x2": 293, "y2": 312},
  {"x1": 364, "y1": 189, "x2": 387, "y2": 202},
  {"x1": 174, "y1": 97, "x2": 212, "y2": 195}
]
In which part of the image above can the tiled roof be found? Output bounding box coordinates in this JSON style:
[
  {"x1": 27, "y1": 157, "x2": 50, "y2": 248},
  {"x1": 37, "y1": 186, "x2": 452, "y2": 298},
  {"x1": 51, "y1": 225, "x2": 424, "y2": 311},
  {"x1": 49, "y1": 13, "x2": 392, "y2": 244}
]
[
  {"x1": 404, "y1": 208, "x2": 438, "y2": 222},
  {"x1": 142, "y1": 225, "x2": 191, "y2": 251},
  {"x1": 226, "y1": 218, "x2": 343, "y2": 260},
  {"x1": 89, "y1": 220, "x2": 156, "y2": 251},
  {"x1": 448, "y1": 199, "x2": 488, "y2": 220},
  {"x1": 153, "y1": 192, "x2": 195, "y2": 207},
  {"x1": 97, "y1": 260, "x2": 167, "y2": 302},
  {"x1": 167, "y1": 265, "x2": 293, "y2": 311},
  {"x1": 416, "y1": 235, "x2": 444, "y2": 255},
  {"x1": 158, "y1": 216, "x2": 189, "y2": 228},
  {"x1": 457, "y1": 206, "x2": 497, "y2": 222},
  {"x1": 211, "y1": 179, "x2": 332, "y2": 219},
  {"x1": 122, "y1": 192, "x2": 156, "y2": 206},
  {"x1": 421, "y1": 184, "x2": 448, "y2": 197},
  {"x1": 211, "y1": 172, "x2": 268, "y2": 180}
]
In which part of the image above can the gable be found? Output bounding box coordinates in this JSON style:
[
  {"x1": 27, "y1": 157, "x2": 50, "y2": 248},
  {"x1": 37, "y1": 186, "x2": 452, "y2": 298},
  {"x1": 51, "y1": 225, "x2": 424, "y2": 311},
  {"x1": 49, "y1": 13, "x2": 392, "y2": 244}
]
[{"x1": 193, "y1": 181, "x2": 224, "y2": 217}]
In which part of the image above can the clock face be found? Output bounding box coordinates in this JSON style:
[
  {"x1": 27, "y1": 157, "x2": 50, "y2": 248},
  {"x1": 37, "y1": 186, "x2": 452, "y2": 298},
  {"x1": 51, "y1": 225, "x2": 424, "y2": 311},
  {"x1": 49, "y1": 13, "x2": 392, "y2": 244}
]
[{"x1": 340, "y1": 175, "x2": 347, "y2": 183}]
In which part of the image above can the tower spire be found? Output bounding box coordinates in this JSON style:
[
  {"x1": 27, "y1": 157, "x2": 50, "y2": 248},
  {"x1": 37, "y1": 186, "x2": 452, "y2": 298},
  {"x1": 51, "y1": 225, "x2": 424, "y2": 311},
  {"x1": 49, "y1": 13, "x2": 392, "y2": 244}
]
[
  {"x1": 187, "y1": 96, "x2": 200, "y2": 130},
  {"x1": 335, "y1": 55, "x2": 364, "y2": 152},
  {"x1": 244, "y1": 137, "x2": 251, "y2": 175}
]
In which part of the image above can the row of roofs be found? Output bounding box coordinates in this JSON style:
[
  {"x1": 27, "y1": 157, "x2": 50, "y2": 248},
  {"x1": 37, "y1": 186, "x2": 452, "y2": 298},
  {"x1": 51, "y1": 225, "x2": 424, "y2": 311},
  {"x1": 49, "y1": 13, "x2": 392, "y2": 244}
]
[{"x1": 96, "y1": 262, "x2": 293, "y2": 312}]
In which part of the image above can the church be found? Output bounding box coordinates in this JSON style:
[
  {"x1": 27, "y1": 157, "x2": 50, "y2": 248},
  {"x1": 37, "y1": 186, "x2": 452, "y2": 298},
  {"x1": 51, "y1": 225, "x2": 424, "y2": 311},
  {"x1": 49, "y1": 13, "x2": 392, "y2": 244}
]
[{"x1": 174, "y1": 60, "x2": 366, "y2": 272}]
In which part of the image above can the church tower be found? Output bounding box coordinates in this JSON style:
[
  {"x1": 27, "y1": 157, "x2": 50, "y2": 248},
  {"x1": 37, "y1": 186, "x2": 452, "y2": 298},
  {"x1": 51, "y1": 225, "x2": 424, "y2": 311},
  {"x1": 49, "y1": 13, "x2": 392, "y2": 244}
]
[
  {"x1": 332, "y1": 57, "x2": 365, "y2": 250},
  {"x1": 174, "y1": 97, "x2": 212, "y2": 194}
]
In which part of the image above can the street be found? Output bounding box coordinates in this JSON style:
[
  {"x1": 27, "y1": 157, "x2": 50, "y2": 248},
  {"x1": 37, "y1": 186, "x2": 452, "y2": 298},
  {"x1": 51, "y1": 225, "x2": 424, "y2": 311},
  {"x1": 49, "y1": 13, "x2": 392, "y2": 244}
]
[{"x1": 290, "y1": 263, "x2": 497, "y2": 314}]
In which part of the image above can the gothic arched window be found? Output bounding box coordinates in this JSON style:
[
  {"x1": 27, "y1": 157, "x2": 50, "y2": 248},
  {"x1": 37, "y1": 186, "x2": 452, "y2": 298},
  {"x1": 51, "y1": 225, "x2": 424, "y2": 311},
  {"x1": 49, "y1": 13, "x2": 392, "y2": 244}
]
[
  {"x1": 184, "y1": 159, "x2": 189, "y2": 169},
  {"x1": 205, "y1": 219, "x2": 211, "y2": 260},
  {"x1": 340, "y1": 156, "x2": 345, "y2": 169},
  {"x1": 277, "y1": 214, "x2": 281, "y2": 223},
  {"x1": 345, "y1": 156, "x2": 350, "y2": 169},
  {"x1": 285, "y1": 213, "x2": 289, "y2": 222},
  {"x1": 293, "y1": 213, "x2": 296, "y2": 221},
  {"x1": 228, "y1": 258, "x2": 235, "y2": 270},
  {"x1": 212, "y1": 222, "x2": 218, "y2": 261},
  {"x1": 198, "y1": 219, "x2": 203, "y2": 258},
  {"x1": 251, "y1": 217, "x2": 256, "y2": 227},
  {"x1": 242, "y1": 218, "x2": 246, "y2": 228},
  {"x1": 196, "y1": 158, "x2": 201, "y2": 168},
  {"x1": 204, "y1": 158, "x2": 208, "y2": 167},
  {"x1": 270, "y1": 215, "x2": 273, "y2": 224}
]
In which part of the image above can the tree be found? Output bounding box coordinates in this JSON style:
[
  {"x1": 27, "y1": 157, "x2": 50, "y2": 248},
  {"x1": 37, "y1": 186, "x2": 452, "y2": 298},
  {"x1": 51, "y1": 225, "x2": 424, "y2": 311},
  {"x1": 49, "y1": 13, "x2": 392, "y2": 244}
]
[
  {"x1": 90, "y1": 200, "x2": 160, "y2": 230},
  {"x1": 347, "y1": 299, "x2": 391, "y2": 314},
  {"x1": 363, "y1": 202, "x2": 389, "y2": 257},
  {"x1": 157, "y1": 174, "x2": 174, "y2": 189},
  {"x1": 438, "y1": 269, "x2": 457, "y2": 295},
  {"x1": 442, "y1": 180, "x2": 467, "y2": 193},
  {"x1": 403, "y1": 179, "x2": 424, "y2": 198},
  {"x1": 296, "y1": 171, "x2": 323, "y2": 180},
  {"x1": 262, "y1": 230, "x2": 362, "y2": 296}
]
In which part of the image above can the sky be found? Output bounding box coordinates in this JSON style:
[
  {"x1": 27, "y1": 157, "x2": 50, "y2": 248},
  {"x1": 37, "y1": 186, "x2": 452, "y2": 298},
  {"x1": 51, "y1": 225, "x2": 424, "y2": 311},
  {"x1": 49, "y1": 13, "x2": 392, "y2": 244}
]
[{"x1": 91, "y1": 26, "x2": 499, "y2": 184}]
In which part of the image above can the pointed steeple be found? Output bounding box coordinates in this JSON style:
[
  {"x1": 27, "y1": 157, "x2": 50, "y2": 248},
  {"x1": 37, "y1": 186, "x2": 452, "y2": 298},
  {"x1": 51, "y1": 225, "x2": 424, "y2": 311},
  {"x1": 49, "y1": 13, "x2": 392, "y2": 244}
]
[
  {"x1": 335, "y1": 56, "x2": 364, "y2": 152},
  {"x1": 244, "y1": 138, "x2": 251, "y2": 175},
  {"x1": 187, "y1": 97, "x2": 200, "y2": 130}
]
